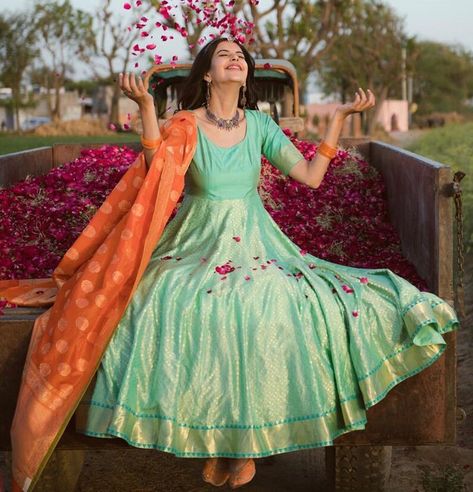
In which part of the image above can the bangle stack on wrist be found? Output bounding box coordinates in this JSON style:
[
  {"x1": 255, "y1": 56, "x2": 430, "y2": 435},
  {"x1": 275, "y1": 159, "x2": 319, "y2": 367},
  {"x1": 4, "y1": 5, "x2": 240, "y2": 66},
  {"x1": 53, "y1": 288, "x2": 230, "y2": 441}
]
[
  {"x1": 140, "y1": 135, "x2": 161, "y2": 149},
  {"x1": 317, "y1": 141, "x2": 337, "y2": 159}
]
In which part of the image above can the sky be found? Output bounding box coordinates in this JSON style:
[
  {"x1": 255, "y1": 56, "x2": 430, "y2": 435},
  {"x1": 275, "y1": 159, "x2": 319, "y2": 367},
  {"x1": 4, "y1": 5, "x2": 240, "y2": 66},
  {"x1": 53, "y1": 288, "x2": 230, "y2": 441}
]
[{"x1": 1, "y1": 0, "x2": 472, "y2": 82}]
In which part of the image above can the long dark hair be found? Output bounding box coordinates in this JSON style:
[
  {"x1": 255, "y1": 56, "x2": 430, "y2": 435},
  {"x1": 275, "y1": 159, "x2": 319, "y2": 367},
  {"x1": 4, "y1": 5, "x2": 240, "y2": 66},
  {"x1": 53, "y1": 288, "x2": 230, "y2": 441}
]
[{"x1": 176, "y1": 37, "x2": 259, "y2": 111}]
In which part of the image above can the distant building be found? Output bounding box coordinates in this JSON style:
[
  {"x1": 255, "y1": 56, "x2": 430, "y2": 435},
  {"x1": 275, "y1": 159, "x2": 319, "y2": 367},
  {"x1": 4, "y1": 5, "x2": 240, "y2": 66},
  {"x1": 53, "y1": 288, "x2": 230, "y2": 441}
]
[{"x1": 304, "y1": 96, "x2": 409, "y2": 136}]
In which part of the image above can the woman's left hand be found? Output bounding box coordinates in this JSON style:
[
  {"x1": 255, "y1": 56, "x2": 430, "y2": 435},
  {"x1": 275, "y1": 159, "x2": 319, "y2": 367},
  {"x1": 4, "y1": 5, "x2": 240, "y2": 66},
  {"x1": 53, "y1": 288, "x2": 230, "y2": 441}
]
[{"x1": 335, "y1": 88, "x2": 376, "y2": 119}]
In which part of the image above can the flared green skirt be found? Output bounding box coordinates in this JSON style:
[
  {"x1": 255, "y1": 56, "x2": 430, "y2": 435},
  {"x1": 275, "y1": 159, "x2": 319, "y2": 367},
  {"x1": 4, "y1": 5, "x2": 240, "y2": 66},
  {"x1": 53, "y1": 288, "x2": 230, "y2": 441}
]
[{"x1": 75, "y1": 190, "x2": 460, "y2": 457}]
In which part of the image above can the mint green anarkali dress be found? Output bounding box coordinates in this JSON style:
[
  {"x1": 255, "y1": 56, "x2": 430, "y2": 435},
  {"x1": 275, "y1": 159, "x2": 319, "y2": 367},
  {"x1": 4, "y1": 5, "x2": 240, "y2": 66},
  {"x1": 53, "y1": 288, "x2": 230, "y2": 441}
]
[{"x1": 76, "y1": 109, "x2": 460, "y2": 457}]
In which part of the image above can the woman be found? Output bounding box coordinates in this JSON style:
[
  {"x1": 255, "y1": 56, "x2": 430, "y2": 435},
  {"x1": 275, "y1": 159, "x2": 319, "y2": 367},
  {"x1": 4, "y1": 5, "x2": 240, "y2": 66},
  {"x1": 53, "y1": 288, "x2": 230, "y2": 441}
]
[{"x1": 73, "y1": 36, "x2": 459, "y2": 489}]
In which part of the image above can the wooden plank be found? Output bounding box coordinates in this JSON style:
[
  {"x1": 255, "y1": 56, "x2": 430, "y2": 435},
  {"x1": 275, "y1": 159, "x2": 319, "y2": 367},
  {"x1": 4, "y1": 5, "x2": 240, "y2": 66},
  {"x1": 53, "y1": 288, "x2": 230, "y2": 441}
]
[
  {"x1": 370, "y1": 141, "x2": 443, "y2": 290},
  {"x1": 52, "y1": 142, "x2": 141, "y2": 168},
  {"x1": 0, "y1": 318, "x2": 34, "y2": 450},
  {"x1": 331, "y1": 140, "x2": 456, "y2": 446},
  {"x1": 0, "y1": 147, "x2": 53, "y2": 187}
]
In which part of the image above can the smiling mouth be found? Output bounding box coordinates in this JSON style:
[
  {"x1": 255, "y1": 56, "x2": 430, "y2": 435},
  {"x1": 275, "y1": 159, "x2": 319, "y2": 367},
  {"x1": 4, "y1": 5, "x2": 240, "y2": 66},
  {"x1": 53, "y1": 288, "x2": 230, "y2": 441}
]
[{"x1": 226, "y1": 66, "x2": 242, "y2": 70}]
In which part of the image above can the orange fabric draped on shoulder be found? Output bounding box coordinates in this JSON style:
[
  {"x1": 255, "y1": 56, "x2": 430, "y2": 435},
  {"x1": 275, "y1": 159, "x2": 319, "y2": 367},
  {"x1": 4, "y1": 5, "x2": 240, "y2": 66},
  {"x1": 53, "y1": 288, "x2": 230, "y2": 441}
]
[{"x1": 1, "y1": 111, "x2": 197, "y2": 492}]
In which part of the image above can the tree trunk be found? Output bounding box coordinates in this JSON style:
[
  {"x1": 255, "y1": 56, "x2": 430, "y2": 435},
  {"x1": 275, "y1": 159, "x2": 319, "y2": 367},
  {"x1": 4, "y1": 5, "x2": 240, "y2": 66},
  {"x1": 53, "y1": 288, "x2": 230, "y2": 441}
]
[
  {"x1": 12, "y1": 86, "x2": 21, "y2": 133},
  {"x1": 52, "y1": 76, "x2": 62, "y2": 122},
  {"x1": 109, "y1": 83, "x2": 121, "y2": 124},
  {"x1": 14, "y1": 104, "x2": 21, "y2": 133}
]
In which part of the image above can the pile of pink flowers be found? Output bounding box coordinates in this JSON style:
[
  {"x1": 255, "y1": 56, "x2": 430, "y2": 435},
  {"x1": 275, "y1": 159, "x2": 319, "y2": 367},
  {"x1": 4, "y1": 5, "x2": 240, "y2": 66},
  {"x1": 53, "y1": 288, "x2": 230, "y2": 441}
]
[
  {"x1": 259, "y1": 129, "x2": 427, "y2": 288},
  {"x1": 0, "y1": 136, "x2": 429, "y2": 312},
  {"x1": 0, "y1": 145, "x2": 136, "y2": 280}
]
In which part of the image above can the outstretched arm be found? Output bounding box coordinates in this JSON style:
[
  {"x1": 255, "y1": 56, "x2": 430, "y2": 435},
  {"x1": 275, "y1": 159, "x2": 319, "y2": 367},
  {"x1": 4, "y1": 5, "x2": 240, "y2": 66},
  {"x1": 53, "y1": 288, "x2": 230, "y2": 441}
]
[
  {"x1": 294, "y1": 88, "x2": 375, "y2": 188},
  {"x1": 119, "y1": 72, "x2": 160, "y2": 171}
]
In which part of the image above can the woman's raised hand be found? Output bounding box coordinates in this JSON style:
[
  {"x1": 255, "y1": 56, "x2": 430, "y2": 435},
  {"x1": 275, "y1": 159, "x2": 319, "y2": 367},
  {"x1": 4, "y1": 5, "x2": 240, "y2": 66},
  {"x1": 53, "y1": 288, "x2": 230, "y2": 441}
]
[
  {"x1": 118, "y1": 72, "x2": 154, "y2": 107},
  {"x1": 335, "y1": 88, "x2": 376, "y2": 118}
]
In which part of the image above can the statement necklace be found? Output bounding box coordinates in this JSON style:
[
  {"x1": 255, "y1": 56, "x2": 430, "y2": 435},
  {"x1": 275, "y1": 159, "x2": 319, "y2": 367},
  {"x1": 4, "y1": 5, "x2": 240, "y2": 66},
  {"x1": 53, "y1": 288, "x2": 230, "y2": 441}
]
[{"x1": 205, "y1": 107, "x2": 241, "y2": 131}]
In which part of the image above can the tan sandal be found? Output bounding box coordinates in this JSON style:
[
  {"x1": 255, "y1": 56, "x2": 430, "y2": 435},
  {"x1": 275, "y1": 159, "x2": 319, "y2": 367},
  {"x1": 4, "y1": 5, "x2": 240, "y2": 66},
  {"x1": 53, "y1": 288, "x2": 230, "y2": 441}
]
[
  {"x1": 202, "y1": 458, "x2": 231, "y2": 486},
  {"x1": 228, "y1": 458, "x2": 256, "y2": 489}
]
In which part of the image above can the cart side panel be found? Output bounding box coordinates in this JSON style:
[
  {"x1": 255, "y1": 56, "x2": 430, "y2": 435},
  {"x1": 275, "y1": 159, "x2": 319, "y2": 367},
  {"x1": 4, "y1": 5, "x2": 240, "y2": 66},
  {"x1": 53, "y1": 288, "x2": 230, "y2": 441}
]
[
  {"x1": 332, "y1": 140, "x2": 456, "y2": 446},
  {"x1": 52, "y1": 142, "x2": 141, "y2": 168},
  {"x1": 370, "y1": 142, "x2": 441, "y2": 290},
  {"x1": 0, "y1": 148, "x2": 53, "y2": 188}
]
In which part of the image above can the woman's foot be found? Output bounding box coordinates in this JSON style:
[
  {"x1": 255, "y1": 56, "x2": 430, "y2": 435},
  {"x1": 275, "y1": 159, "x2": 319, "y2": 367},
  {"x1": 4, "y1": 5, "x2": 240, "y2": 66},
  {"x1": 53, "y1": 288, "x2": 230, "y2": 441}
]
[
  {"x1": 228, "y1": 458, "x2": 256, "y2": 489},
  {"x1": 202, "y1": 457, "x2": 231, "y2": 486}
]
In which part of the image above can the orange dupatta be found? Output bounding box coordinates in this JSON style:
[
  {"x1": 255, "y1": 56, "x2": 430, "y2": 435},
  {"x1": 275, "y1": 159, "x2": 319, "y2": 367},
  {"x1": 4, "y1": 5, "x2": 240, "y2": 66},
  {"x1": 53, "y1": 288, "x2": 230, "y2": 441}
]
[{"x1": 0, "y1": 111, "x2": 197, "y2": 491}]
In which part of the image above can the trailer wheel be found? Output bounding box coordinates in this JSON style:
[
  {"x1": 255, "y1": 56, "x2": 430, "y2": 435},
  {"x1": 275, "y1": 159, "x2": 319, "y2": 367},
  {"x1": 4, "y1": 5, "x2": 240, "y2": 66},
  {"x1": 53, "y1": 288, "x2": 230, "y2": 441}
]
[{"x1": 325, "y1": 445, "x2": 392, "y2": 491}]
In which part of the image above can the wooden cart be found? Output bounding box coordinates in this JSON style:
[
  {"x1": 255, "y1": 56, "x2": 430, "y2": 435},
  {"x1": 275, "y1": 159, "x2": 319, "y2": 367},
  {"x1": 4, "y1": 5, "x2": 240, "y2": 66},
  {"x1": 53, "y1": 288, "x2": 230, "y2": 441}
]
[{"x1": 0, "y1": 60, "x2": 462, "y2": 491}]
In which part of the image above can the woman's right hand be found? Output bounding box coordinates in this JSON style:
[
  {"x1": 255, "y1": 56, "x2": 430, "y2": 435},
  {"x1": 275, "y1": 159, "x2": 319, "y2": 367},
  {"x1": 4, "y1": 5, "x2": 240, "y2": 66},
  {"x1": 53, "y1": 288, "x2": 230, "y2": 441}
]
[
  {"x1": 119, "y1": 72, "x2": 154, "y2": 108},
  {"x1": 334, "y1": 88, "x2": 376, "y2": 119}
]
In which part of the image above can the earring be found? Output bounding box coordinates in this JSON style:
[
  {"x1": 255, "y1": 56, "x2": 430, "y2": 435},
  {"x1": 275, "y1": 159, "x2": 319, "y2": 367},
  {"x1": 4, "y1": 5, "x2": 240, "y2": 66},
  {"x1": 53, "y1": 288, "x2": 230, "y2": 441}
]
[
  {"x1": 205, "y1": 80, "x2": 211, "y2": 108},
  {"x1": 240, "y1": 84, "x2": 247, "y2": 108}
]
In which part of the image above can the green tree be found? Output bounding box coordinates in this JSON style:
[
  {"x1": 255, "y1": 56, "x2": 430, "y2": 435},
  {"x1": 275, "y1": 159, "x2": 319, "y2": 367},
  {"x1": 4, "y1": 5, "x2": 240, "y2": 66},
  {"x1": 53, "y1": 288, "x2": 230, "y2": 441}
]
[
  {"x1": 89, "y1": 0, "x2": 159, "y2": 124},
  {"x1": 316, "y1": 0, "x2": 417, "y2": 134},
  {"x1": 0, "y1": 12, "x2": 39, "y2": 131},
  {"x1": 148, "y1": 0, "x2": 354, "y2": 102},
  {"x1": 412, "y1": 41, "x2": 473, "y2": 117},
  {"x1": 241, "y1": 0, "x2": 354, "y2": 102},
  {"x1": 32, "y1": 0, "x2": 96, "y2": 122}
]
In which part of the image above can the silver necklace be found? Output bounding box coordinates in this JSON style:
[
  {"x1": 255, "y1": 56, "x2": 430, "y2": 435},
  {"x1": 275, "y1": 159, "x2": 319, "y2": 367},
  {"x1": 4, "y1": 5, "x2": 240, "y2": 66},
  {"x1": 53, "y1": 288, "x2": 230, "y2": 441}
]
[{"x1": 205, "y1": 107, "x2": 241, "y2": 131}]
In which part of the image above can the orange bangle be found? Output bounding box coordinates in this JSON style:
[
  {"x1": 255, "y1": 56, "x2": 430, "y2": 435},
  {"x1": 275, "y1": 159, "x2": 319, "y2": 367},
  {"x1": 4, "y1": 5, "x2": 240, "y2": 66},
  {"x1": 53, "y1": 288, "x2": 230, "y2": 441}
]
[
  {"x1": 140, "y1": 134, "x2": 161, "y2": 149},
  {"x1": 317, "y1": 141, "x2": 337, "y2": 159}
]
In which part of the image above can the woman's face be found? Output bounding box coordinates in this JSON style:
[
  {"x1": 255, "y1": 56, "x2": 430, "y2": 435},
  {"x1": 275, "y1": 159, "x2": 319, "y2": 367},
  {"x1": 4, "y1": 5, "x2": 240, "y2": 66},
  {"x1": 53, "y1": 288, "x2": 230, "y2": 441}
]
[{"x1": 205, "y1": 40, "x2": 248, "y2": 87}]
